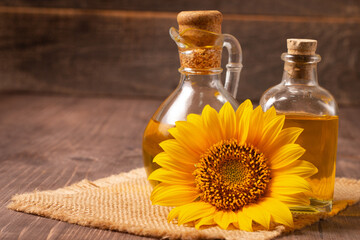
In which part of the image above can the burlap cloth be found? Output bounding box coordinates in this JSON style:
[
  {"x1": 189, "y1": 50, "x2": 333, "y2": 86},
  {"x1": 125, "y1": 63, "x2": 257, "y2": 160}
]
[{"x1": 7, "y1": 168, "x2": 360, "y2": 240}]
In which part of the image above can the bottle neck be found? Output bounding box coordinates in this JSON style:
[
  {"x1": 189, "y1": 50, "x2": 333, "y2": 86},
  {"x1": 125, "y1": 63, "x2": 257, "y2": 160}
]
[
  {"x1": 178, "y1": 47, "x2": 222, "y2": 70},
  {"x1": 179, "y1": 69, "x2": 222, "y2": 86},
  {"x1": 281, "y1": 53, "x2": 321, "y2": 86},
  {"x1": 179, "y1": 67, "x2": 223, "y2": 75}
]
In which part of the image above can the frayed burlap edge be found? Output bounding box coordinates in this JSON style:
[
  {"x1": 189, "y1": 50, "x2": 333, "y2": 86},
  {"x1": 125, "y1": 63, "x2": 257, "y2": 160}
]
[{"x1": 7, "y1": 168, "x2": 360, "y2": 240}]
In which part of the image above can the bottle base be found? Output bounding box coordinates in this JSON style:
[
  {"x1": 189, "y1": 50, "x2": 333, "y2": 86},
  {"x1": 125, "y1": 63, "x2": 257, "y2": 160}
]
[{"x1": 290, "y1": 199, "x2": 332, "y2": 214}]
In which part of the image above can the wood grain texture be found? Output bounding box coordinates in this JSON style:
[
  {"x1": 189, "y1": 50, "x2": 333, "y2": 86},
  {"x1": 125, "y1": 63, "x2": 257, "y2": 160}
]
[
  {"x1": 0, "y1": 7, "x2": 359, "y2": 106},
  {"x1": 0, "y1": 0, "x2": 359, "y2": 17},
  {"x1": 0, "y1": 93, "x2": 359, "y2": 239}
]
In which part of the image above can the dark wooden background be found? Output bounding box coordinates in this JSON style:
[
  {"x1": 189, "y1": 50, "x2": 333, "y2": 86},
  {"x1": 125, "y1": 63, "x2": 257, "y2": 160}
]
[
  {"x1": 0, "y1": 1, "x2": 360, "y2": 240},
  {"x1": 0, "y1": 0, "x2": 359, "y2": 105}
]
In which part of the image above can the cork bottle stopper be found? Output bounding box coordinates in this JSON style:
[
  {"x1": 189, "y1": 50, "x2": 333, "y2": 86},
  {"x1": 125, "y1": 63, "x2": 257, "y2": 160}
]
[
  {"x1": 176, "y1": 11, "x2": 223, "y2": 70},
  {"x1": 287, "y1": 39, "x2": 317, "y2": 55},
  {"x1": 177, "y1": 10, "x2": 223, "y2": 34},
  {"x1": 285, "y1": 39, "x2": 319, "y2": 79}
]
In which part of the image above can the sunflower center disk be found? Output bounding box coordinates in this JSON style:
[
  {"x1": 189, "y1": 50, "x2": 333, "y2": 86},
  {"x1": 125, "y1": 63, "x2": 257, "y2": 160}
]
[
  {"x1": 220, "y1": 160, "x2": 248, "y2": 184},
  {"x1": 194, "y1": 139, "x2": 271, "y2": 211}
]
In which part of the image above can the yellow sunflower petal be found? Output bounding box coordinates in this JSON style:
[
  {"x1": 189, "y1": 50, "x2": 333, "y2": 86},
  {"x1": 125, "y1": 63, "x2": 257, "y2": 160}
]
[
  {"x1": 202, "y1": 105, "x2": 224, "y2": 143},
  {"x1": 168, "y1": 205, "x2": 182, "y2": 223},
  {"x1": 246, "y1": 106, "x2": 265, "y2": 146},
  {"x1": 266, "y1": 127, "x2": 303, "y2": 153},
  {"x1": 168, "y1": 202, "x2": 216, "y2": 225},
  {"x1": 235, "y1": 99, "x2": 253, "y2": 145},
  {"x1": 243, "y1": 203, "x2": 271, "y2": 229},
  {"x1": 259, "y1": 197, "x2": 294, "y2": 228},
  {"x1": 169, "y1": 121, "x2": 208, "y2": 155},
  {"x1": 195, "y1": 214, "x2": 216, "y2": 229},
  {"x1": 159, "y1": 139, "x2": 199, "y2": 164},
  {"x1": 148, "y1": 168, "x2": 194, "y2": 184},
  {"x1": 272, "y1": 160, "x2": 318, "y2": 178},
  {"x1": 153, "y1": 152, "x2": 196, "y2": 173},
  {"x1": 151, "y1": 183, "x2": 200, "y2": 206},
  {"x1": 258, "y1": 115, "x2": 285, "y2": 151},
  {"x1": 214, "y1": 211, "x2": 238, "y2": 230},
  {"x1": 235, "y1": 99, "x2": 253, "y2": 119},
  {"x1": 219, "y1": 102, "x2": 236, "y2": 140},
  {"x1": 270, "y1": 175, "x2": 312, "y2": 195},
  {"x1": 270, "y1": 144, "x2": 305, "y2": 169},
  {"x1": 269, "y1": 192, "x2": 310, "y2": 207},
  {"x1": 237, "y1": 210, "x2": 253, "y2": 231},
  {"x1": 263, "y1": 106, "x2": 277, "y2": 123},
  {"x1": 187, "y1": 113, "x2": 203, "y2": 127}
]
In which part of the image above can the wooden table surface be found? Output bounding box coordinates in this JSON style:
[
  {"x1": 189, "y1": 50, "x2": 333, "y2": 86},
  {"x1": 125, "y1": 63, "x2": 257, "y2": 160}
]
[{"x1": 0, "y1": 93, "x2": 359, "y2": 240}]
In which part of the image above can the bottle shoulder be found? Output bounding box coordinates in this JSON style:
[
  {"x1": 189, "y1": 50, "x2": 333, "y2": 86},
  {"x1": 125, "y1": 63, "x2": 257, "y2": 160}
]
[
  {"x1": 153, "y1": 81, "x2": 238, "y2": 125},
  {"x1": 260, "y1": 83, "x2": 338, "y2": 116}
]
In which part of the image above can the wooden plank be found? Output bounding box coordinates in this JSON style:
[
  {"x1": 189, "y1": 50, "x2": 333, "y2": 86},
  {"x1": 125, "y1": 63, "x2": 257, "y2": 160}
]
[
  {"x1": 0, "y1": 94, "x2": 359, "y2": 239},
  {"x1": 0, "y1": 94, "x2": 161, "y2": 239},
  {"x1": 0, "y1": 8, "x2": 359, "y2": 106},
  {"x1": 0, "y1": 8, "x2": 179, "y2": 99},
  {"x1": 0, "y1": 0, "x2": 360, "y2": 17}
]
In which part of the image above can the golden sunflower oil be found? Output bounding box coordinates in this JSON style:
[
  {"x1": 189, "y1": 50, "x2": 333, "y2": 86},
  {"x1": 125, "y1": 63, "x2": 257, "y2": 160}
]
[
  {"x1": 283, "y1": 114, "x2": 338, "y2": 211},
  {"x1": 142, "y1": 118, "x2": 174, "y2": 186}
]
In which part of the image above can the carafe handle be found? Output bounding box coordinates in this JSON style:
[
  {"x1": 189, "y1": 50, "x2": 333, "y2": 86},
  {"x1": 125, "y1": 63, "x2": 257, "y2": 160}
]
[{"x1": 223, "y1": 34, "x2": 243, "y2": 98}]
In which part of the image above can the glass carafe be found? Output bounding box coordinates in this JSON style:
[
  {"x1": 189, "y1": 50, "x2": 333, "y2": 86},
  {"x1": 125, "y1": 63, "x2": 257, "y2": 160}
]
[
  {"x1": 143, "y1": 27, "x2": 243, "y2": 186},
  {"x1": 260, "y1": 39, "x2": 338, "y2": 212}
]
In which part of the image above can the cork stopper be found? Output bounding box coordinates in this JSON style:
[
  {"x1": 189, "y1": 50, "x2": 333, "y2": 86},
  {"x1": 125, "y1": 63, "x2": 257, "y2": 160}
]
[
  {"x1": 177, "y1": 10, "x2": 222, "y2": 34},
  {"x1": 284, "y1": 39, "x2": 319, "y2": 80},
  {"x1": 176, "y1": 11, "x2": 223, "y2": 71},
  {"x1": 287, "y1": 39, "x2": 317, "y2": 55}
]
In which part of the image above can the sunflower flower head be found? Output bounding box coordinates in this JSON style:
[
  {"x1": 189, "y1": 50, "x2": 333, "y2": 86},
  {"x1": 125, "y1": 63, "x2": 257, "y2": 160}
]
[{"x1": 149, "y1": 100, "x2": 317, "y2": 231}]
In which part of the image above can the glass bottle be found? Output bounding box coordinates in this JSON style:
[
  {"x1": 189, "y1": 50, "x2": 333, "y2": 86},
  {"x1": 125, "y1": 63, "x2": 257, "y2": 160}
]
[
  {"x1": 260, "y1": 39, "x2": 338, "y2": 213},
  {"x1": 142, "y1": 11, "x2": 243, "y2": 186}
]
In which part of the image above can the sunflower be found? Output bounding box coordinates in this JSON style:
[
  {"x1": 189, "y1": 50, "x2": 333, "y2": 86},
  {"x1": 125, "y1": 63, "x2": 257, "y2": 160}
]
[{"x1": 149, "y1": 100, "x2": 317, "y2": 231}]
